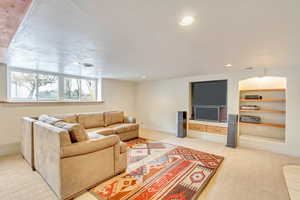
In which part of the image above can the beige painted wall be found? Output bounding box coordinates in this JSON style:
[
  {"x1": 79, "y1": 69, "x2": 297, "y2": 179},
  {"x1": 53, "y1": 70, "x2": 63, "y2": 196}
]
[
  {"x1": 136, "y1": 67, "x2": 300, "y2": 157},
  {"x1": 0, "y1": 64, "x2": 137, "y2": 152},
  {"x1": 0, "y1": 47, "x2": 7, "y2": 63}
]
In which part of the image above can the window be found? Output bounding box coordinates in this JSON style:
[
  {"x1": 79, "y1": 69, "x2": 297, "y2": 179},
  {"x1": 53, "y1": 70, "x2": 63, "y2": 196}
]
[
  {"x1": 10, "y1": 71, "x2": 37, "y2": 101},
  {"x1": 38, "y1": 74, "x2": 59, "y2": 100},
  {"x1": 81, "y1": 79, "x2": 96, "y2": 101},
  {"x1": 64, "y1": 78, "x2": 80, "y2": 100},
  {"x1": 8, "y1": 68, "x2": 99, "y2": 102},
  {"x1": 63, "y1": 77, "x2": 96, "y2": 101}
]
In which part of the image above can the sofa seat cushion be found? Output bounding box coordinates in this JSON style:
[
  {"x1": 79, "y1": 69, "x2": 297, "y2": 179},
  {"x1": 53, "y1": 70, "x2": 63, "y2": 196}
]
[
  {"x1": 61, "y1": 135, "x2": 120, "y2": 158},
  {"x1": 120, "y1": 142, "x2": 128, "y2": 153},
  {"x1": 78, "y1": 112, "x2": 105, "y2": 129},
  {"x1": 108, "y1": 123, "x2": 139, "y2": 134},
  {"x1": 85, "y1": 127, "x2": 114, "y2": 136},
  {"x1": 104, "y1": 111, "x2": 124, "y2": 126},
  {"x1": 86, "y1": 132, "x2": 105, "y2": 140}
]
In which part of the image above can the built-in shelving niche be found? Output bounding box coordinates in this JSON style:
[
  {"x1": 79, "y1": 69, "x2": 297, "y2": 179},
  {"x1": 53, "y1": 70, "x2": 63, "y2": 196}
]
[{"x1": 239, "y1": 77, "x2": 286, "y2": 143}]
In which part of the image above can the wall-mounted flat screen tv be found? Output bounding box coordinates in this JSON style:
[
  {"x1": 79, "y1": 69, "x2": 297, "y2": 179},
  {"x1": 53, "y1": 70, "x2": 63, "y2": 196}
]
[
  {"x1": 191, "y1": 80, "x2": 227, "y2": 106},
  {"x1": 191, "y1": 80, "x2": 228, "y2": 122}
]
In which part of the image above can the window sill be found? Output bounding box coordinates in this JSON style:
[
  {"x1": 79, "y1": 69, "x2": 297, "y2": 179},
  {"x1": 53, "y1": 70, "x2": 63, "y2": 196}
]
[{"x1": 0, "y1": 101, "x2": 104, "y2": 105}]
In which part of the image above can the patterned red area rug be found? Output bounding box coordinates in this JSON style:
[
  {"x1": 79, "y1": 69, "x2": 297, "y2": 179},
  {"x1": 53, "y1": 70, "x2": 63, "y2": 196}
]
[
  {"x1": 126, "y1": 138, "x2": 176, "y2": 165},
  {"x1": 90, "y1": 143, "x2": 224, "y2": 200}
]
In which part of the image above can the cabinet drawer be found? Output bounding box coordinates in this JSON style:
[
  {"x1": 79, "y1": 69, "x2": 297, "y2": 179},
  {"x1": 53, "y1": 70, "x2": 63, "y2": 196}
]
[
  {"x1": 189, "y1": 123, "x2": 228, "y2": 135},
  {"x1": 189, "y1": 123, "x2": 206, "y2": 132},
  {"x1": 206, "y1": 125, "x2": 227, "y2": 135}
]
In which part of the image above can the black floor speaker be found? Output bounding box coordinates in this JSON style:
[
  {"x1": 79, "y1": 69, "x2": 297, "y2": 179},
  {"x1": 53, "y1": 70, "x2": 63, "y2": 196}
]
[
  {"x1": 177, "y1": 111, "x2": 187, "y2": 138},
  {"x1": 226, "y1": 114, "x2": 238, "y2": 148}
]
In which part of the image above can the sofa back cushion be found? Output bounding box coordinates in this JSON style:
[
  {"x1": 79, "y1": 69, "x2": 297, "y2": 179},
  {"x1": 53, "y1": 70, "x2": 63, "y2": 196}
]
[
  {"x1": 104, "y1": 111, "x2": 124, "y2": 126},
  {"x1": 39, "y1": 115, "x2": 63, "y2": 125},
  {"x1": 55, "y1": 122, "x2": 88, "y2": 143},
  {"x1": 51, "y1": 114, "x2": 78, "y2": 123},
  {"x1": 78, "y1": 112, "x2": 105, "y2": 129}
]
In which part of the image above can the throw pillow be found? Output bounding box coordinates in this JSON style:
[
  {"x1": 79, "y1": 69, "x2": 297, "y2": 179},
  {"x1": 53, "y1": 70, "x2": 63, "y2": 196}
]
[{"x1": 55, "y1": 122, "x2": 88, "y2": 143}]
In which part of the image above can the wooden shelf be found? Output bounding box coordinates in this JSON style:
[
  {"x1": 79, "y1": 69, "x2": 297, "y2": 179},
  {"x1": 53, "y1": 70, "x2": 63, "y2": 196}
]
[
  {"x1": 240, "y1": 109, "x2": 286, "y2": 114},
  {"x1": 240, "y1": 99, "x2": 285, "y2": 103},
  {"x1": 239, "y1": 122, "x2": 285, "y2": 128},
  {"x1": 240, "y1": 88, "x2": 286, "y2": 92}
]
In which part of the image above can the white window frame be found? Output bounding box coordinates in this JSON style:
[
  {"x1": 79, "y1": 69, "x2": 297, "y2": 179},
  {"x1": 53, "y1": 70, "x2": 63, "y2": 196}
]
[{"x1": 7, "y1": 67, "x2": 100, "y2": 102}]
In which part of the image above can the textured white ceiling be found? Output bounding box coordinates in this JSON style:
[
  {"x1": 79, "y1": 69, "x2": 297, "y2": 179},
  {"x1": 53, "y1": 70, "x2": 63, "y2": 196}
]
[{"x1": 7, "y1": 0, "x2": 300, "y2": 80}]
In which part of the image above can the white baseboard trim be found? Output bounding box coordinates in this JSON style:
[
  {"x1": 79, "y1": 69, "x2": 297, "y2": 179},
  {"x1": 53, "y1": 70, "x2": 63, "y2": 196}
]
[
  {"x1": 141, "y1": 125, "x2": 176, "y2": 136},
  {"x1": 238, "y1": 136, "x2": 293, "y2": 157},
  {"x1": 0, "y1": 143, "x2": 20, "y2": 156}
]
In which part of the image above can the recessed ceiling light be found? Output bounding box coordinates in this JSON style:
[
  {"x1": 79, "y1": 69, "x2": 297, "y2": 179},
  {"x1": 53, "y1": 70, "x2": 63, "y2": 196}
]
[
  {"x1": 224, "y1": 64, "x2": 232, "y2": 68},
  {"x1": 179, "y1": 16, "x2": 194, "y2": 26}
]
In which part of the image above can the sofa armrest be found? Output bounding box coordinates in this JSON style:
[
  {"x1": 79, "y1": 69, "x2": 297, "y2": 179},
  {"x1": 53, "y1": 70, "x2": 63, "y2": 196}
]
[
  {"x1": 119, "y1": 141, "x2": 128, "y2": 153},
  {"x1": 34, "y1": 121, "x2": 71, "y2": 197},
  {"x1": 61, "y1": 135, "x2": 120, "y2": 158},
  {"x1": 124, "y1": 116, "x2": 136, "y2": 123},
  {"x1": 21, "y1": 117, "x2": 38, "y2": 169}
]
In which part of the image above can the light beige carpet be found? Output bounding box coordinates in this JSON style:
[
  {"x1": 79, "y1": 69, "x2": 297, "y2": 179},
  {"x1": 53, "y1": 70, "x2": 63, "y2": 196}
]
[
  {"x1": 283, "y1": 165, "x2": 300, "y2": 200},
  {"x1": 0, "y1": 154, "x2": 57, "y2": 200}
]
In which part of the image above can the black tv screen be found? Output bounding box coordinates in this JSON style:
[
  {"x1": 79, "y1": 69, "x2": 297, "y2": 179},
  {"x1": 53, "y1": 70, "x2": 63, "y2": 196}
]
[
  {"x1": 191, "y1": 80, "x2": 227, "y2": 106},
  {"x1": 195, "y1": 107, "x2": 219, "y2": 121}
]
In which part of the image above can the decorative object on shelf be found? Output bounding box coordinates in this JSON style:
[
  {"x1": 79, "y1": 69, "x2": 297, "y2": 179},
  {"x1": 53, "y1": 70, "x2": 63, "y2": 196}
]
[
  {"x1": 240, "y1": 115, "x2": 261, "y2": 124},
  {"x1": 240, "y1": 98, "x2": 285, "y2": 102},
  {"x1": 240, "y1": 105, "x2": 260, "y2": 110},
  {"x1": 245, "y1": 95, "x2": 262, "y2": 100},
  {"x1": 240, "y1": 109, "x2": 285, "y2": 114}
]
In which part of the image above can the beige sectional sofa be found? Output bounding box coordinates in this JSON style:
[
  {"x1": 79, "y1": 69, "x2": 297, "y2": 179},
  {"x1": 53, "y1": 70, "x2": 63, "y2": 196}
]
[{"x1": 21, "y1": 111, "x2": 139, "y2": 200}]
